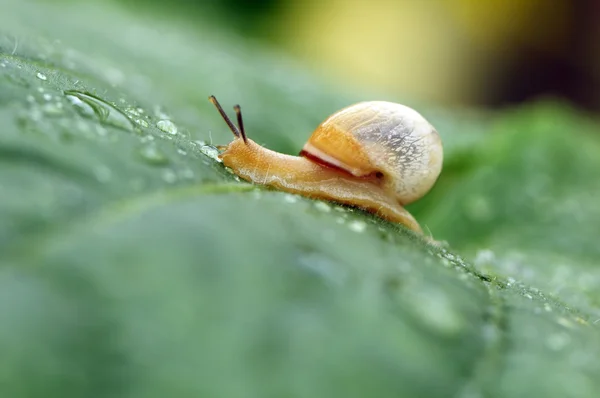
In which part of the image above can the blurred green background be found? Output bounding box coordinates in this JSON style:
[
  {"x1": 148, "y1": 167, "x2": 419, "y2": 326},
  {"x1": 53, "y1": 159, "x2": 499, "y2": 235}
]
[{"x1": 116, "y1": 0, "x2": 600, "y2": 111}]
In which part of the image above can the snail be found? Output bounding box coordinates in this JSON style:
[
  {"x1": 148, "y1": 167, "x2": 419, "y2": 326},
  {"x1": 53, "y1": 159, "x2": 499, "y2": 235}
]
[{"x1": 209, "y1": 95, "x2": 443, "y2": 235}]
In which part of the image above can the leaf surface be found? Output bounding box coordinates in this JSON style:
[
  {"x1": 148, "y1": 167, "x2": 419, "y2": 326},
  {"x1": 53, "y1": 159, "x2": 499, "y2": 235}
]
[{"x1": 1, "y1": 1, "x2": 599, "y2": 397}]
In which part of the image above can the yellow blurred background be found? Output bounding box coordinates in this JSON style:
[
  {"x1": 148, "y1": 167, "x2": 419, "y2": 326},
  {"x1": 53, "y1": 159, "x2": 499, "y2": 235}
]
[{"x1": 119, "y1": 0, "x2": 600, "y2": 112}]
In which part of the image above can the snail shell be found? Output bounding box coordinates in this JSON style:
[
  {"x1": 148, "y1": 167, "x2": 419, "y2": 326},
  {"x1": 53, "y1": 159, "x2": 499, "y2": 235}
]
[{"x1": 301, "y1": 101, "x2": 443, "y2": 205}]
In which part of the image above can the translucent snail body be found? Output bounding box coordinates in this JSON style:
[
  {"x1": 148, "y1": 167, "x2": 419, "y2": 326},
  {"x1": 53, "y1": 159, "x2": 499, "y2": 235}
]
[{"x1": 209, "y1": 96, "x2": 443, "y2": 235}]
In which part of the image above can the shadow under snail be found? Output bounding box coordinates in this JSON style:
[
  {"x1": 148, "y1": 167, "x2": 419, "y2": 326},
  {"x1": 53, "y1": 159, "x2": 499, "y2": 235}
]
[{"x1": 209, "y1": 95, "x2": 443, "y2": 236}]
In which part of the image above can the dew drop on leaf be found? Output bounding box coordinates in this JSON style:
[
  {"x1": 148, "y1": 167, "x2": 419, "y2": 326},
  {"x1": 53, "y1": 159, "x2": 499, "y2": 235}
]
[
  {"x1": 314, "y1": 202, "x2": 331, "y2": 213},
  {"x1": 41, "y1": 102, "x2": 64, "y2": 116},
  {"x1": 348, "y1": 220, "x2": 367, "y2": 233},
  {"x1": 153, "y1": 105, "x2": 171, "y2": 120},
  {"x1": 197, "y1": 143, "x2": 221, "y2": 162},
  {"x1": 138, "y1": 144, "x2": 169, "y2": 166},
  {"x1": 65, "y1": 93, "x2": 95, "y2": 117},
  {"x1": 412, "y1": 289, "x2": 465, "y2": 335},
  {"x1": 135, "y1": 119, "x2": 149, "y2": 128},
  {"x1": 251, "y1": 189, "x2": 262, "y2": 199},
  {"x1": 283, "y1": 194, "x2": 298, "y2": 204},
  {"x1": 557, "y1": 317, "x2": 576, "y2": 329},
  {"x1": 36, "y1": 72, "x2": 47, "y2": 80},
  {"x1": 140, "y1": 135, "x2": 155, "y2": 143},
  {"x1": 474, "y1": 249, "x2": 496, "y2": 267},
  {"x1": 162, "y1": 169, "x2": 177, "y2": 183},
  {"x1": 296, "y1": 252, "x2": 346, "y2": 286},
  {"x1": 93, "y1": 165, "x2": 112, "y2": 182},
  {"x1": 178, "y1": 168, "x2": 194, "y2": 180},
  {"x1": 64, "y1": 90, "x2": 134, "y2": 132},
  {"x1": 124, "y1": 106, "x2": 142, "y2": 117},
  {"x1": 156, "y1": 119, "x2": 178, "y2": 135},
  {"x1": 465, "y1": 195, "x2": 493, "y2": 221},
  {"x1": 546, "y1": 332, "x2": 570, "y2": 351}
]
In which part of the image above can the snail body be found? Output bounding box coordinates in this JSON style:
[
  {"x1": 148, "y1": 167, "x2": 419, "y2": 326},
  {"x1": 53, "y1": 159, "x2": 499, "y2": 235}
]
[{"x1": 209, "y1": 96, "x2": 443, "y2": 235}]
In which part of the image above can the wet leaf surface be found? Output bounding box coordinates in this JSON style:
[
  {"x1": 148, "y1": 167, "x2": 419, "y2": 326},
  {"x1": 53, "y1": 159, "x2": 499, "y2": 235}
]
[{"x1": 1, "y1": 1, "x2": 599, "y2": 397}]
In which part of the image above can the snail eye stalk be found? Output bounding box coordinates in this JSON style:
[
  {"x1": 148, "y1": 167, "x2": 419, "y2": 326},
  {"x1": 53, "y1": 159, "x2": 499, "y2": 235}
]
[
  {"x1": 233, "y1": 104, "x2": 248, "y2": 144},
  {"x1": 209, "y1": 95, "x2": 244, "y2": 142}
]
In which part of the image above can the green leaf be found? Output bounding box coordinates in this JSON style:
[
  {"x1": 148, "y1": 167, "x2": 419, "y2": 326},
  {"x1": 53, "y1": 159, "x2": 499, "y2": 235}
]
[{"x1": 1, "y1": 1, "x2": 599, "y2": 398}]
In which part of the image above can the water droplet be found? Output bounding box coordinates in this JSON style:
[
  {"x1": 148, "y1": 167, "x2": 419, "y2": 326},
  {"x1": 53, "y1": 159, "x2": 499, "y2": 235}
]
[
  {"x1": 140, "y1": 135, "x2": 155, "y2": 143},
  {"x1": 557, "y1": 317, "x2": 575, "y2": 329},
  {"x1": 0, "y1": 62, "x2": 6, "y2": 67},
  {"x1": 465, "y1": 195, "x2": 493, "y2": 221},
  {"x1": 124, "y1": 107, "x2": 142, "y2": 117},
  {"x1": 251, "y1": 189, "x2": 262, "y2": 199},
  {"x1": 95, "y1": 125, "x2": 108, "y2": 137},
  {"x1": 64, "y1": 90, "x2": 133, "y2": 132},
  {"x1": 283, "y1": 194, "x2": 298, "y2": 203},
  {"x1": 296, "y1": 252, "x2": 346, "y2": 286},
  {"x1": 93, "y1": 165, "x2": 112, "y2": 182},
  {"x1": 153, "y1": 105, "x2": 171, "y2": 120},
  {"x1": 36, "y1": 72, "x2": 47, "y2": 81},
  {"x1": 198, "y1": 144, "x2": 221, "y2": 162},
  {"x1": 42, "y1": 93, "x2": 52, "y2": 101},
  {"x1": 162, "y1": 169, "x2": 177, "y2": 183},
  {"x1": 524, "y1": 293, "x2": 533, "y2": 300},
  {"x1": 104, "y1": 67, "x2": 125, "y2": 86},
  {"x1": 546, "y1": 332, "x2": 570, "y2": 351},
  {"x1": 66, "y1": 93, "x2": 94, "y2": 117},
  {"x1": 314, "y1": 202, "x2": 331, "y2": 213},
  {"x1": 177, "y1": 148, "x2": 187, "y2": 156},
  {"x1": 348, "y1": 220, "x2": 366, "y2": 233},
  {"x1": 41, "y1": 102, "x2": 64, "y2": 116},
  {"x1": 135, "y1": 119, "x2": 149, "y2": 128},
  {"x1": 156, "y1": 119, "x2": 178, "y2": 135},
  {"x1": 412, "y1": 289, "x2": 465, "y2": 335},
  {"x1": 474, "y1": 249, "x2": 495, "y2": 267},
  {"x1": 178, "y1": 168, "x2": 194, "y2": 179},
  {"x1": 138, "y1": 144, "x2": 169, "y2": 166},
  {"x1": 73, "y1": 119, "x2": 92, "y2": 135}
]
